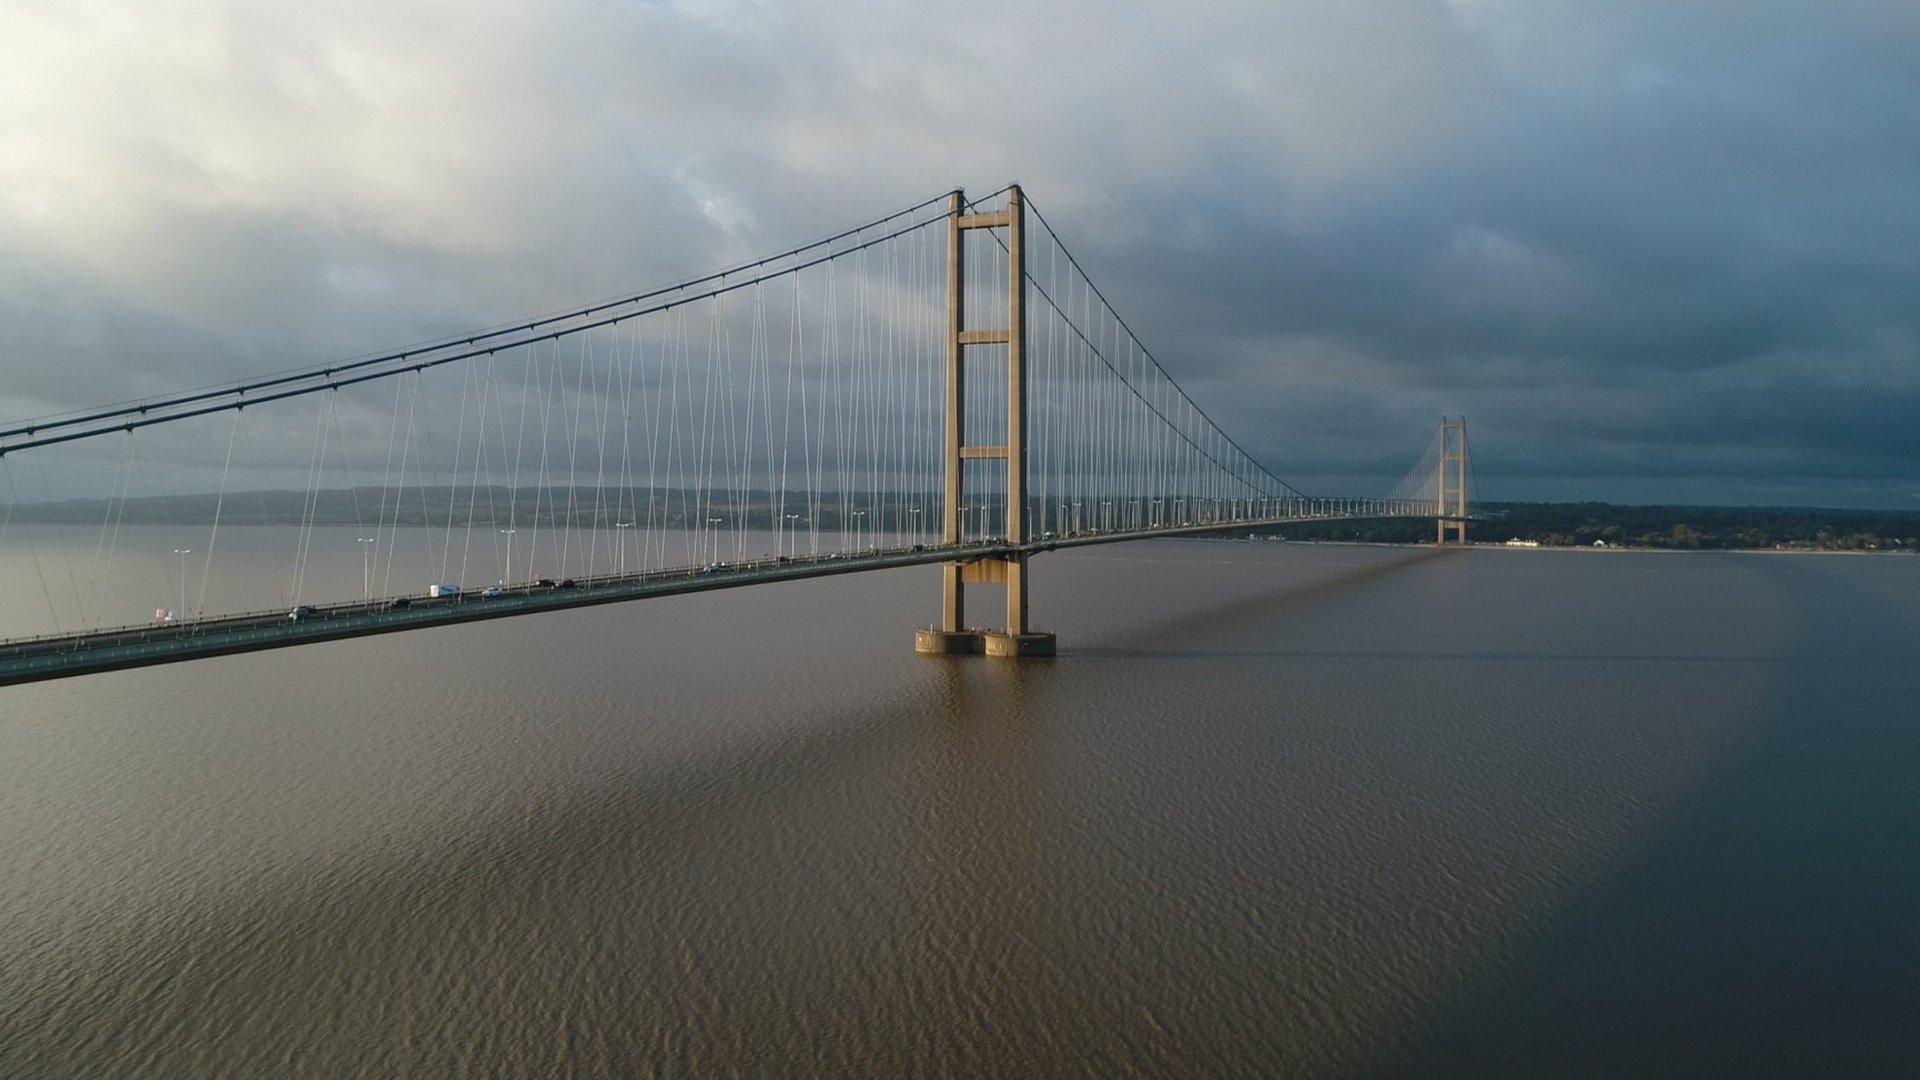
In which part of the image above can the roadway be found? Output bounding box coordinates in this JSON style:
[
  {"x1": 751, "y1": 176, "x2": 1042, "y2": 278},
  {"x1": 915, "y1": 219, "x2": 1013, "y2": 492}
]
[{"x1": 0, "y1": 512, "x2": 1462, "y2": 686}]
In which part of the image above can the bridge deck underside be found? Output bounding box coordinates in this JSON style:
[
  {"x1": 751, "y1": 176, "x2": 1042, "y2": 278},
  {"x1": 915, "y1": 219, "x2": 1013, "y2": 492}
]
[{"x1": 0, "y1": 513, "x2": 1471, "y2": 687}]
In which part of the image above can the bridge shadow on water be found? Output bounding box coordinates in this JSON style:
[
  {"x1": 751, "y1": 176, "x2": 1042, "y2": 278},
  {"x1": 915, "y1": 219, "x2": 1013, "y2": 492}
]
[
  {"x1": 1069, "y1": 545, "x2": 1456, "y2": 660},
  {"x1": 1075, "y1": 647, "x2": 1791, "y2": 666}
]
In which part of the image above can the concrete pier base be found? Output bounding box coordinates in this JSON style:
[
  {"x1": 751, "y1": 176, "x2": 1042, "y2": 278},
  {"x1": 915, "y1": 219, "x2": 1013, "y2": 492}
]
[
  {"x1": 914, "y1": 628, "x2": 984, "y2": 655},
  {"x1": 982, "y1": 631, "x2": 1057, "y2": 658}
]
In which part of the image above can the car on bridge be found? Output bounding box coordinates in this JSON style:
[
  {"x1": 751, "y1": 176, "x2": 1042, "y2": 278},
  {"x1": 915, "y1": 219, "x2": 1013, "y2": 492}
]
[
  {"x1": 288, "y1": 606, "x2": 316, "y2": 622},
  {"x1": 480, "y1": 586, "x2": 506, "y2": 598}
]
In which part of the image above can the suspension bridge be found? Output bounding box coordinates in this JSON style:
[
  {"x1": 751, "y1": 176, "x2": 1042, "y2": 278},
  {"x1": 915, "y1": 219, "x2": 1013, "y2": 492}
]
[{"x1": 0, "y1": 185, "x2": 1472, "y2": 686}]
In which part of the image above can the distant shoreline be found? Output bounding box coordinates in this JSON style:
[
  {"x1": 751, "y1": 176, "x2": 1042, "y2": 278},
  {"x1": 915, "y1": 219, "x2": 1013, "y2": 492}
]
[
  {"x1": 1470, "y1": 542, "x2": 1913, "y2": 557},
  {"x1": 1198, "y1": 536, "x2": 1916, "y2": 557},
  {"x1": 4, "y1": 492, "x2": 1915, "y2": 556}
]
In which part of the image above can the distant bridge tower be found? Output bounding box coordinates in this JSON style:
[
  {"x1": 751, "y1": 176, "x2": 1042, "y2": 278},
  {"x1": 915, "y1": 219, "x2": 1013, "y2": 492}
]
[
  {"x1": 915, "y1": 186, "x2": 1057, "y2": 658},
  {"x1": 1436, "y1": 416, "x2": 1470, "y2": 544}
]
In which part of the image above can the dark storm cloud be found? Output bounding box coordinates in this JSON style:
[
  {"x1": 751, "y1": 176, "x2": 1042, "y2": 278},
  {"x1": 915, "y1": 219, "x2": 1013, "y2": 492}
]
[
  {"x1": 1, "y1": 0, "x2": 1915, "y2": 505},
  {"x1": 1035, "y1": 2, "x2": 1920, "y2": 504}
]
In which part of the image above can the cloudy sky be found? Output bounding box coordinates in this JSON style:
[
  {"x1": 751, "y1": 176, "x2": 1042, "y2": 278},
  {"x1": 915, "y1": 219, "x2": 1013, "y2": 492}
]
[{"x1": 2, "y1": 0, "x2": 1916, "y2": 507}]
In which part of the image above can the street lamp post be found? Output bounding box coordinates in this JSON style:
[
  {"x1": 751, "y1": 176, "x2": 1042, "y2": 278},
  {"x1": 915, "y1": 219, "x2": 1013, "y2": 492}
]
[
  {"x1": 171, "y1": 548, "x2": 192, "y2": 618},
  {"x1": 356, "y1": 537, "x2": 376, "y2": 599},
  {"x1": 499, "y1": 529, "x2": 516, "y2": 583},
  {"x1": 614, "y1": 521, "x2": 633, "y2": 575}
]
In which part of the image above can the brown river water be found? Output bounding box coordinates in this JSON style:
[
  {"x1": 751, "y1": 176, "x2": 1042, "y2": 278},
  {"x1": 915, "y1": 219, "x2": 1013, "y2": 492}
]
[{"x1": 1, "y1": 533, "x2": 1916, "y2": 1077}]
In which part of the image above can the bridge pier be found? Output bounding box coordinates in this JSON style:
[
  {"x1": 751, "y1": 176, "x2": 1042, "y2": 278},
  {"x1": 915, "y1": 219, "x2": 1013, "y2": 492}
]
[
  {"x1": 914, "y1": 628, "x2": 983, "y2": 654},
  {"x1": 915, "y1": 626, "x2": 1055, "y2": 657},
  {"x1": 982, "y1": 631, "x2": 1056, "y2": 658},
  {"x1": 914, "y1": 185, "x2": 1056, "y2": 659}
]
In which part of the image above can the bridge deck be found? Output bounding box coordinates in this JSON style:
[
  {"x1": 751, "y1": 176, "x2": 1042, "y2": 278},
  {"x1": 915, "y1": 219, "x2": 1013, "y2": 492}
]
[{"x1": 0, "y1": 513, "x2": 1469, "y2": 686}]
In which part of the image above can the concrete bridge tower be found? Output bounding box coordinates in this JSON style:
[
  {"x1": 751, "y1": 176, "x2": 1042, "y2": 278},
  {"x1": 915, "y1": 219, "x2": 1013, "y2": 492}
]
[
  {"x1": 1437, "y1": 416, "x2": 1470, "y2": 544},
  {"x1": 915, "y1": 186, "x2": 1057, "y2": 658}
]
